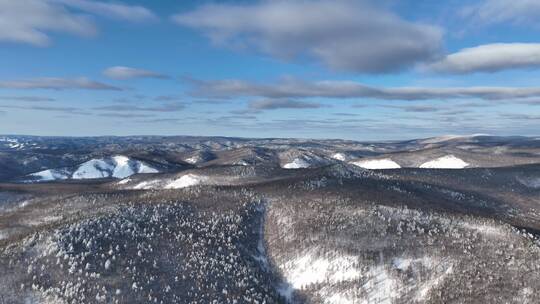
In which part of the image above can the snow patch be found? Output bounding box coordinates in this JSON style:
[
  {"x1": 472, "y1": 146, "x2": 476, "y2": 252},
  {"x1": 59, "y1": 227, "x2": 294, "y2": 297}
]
[
  {"x1": 184, "y1": 152, "x2": 214, "y2": 164},
  {"x1": 235, "y1": 160, "x2": 250, "y2": 166},
  {"x1": 184, "y1": 156, "x2": 200, "y2": 164},
  {"x1": 361, "y1": 265, "x2": 399, "y2": 304},
  {"x1": 30, "y1": 169, "x2": 70, "y2": 181},
  {"x1": 331, "y1": 153, "x2": 347, "y2": 161},
  {"x1": 117, "y1": 178, "x2": 132, "y2": 185},
  {"x1": 283, "y1": 158, "x2": 311, "y2": 169},
  {"x1": 137, "y1": 163, "x2": 159, "y2": 174},
  {"x1": 350, "y1": 159, "x2": 401, "y2": 170},
  {"x1": 281, "y1": 252, "x2": 360, "y2": 289},
  {"x1": 461, "y1": 222, "x2": 506, "y2": 238},
  {"x1": 164, "y1": 174, "x2": 207, "y2": 189},
  {"x1": 392, "y1": 256, "x2": 435, "y2": 271},
  {"x1": 420, "y1": 155, "x2": 469, "y2": 169},
  {"x1": 132, "y1": 180, "x2": 161, "y2": 190},
  {"x1": 392, "y1": 258, "x2": 412, "y2": 270},
  {"x1": 25, "y1": 215, "x2": 62, "y2": 227},
  {"x1": 111, "y1": 155, "x2": 134, "y2": 178}
]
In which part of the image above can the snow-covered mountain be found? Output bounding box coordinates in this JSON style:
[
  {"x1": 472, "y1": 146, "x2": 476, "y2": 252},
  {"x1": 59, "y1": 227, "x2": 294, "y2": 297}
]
[
  {"x1": 29, "y1": 155, "x2": 159, "y2": 181},
  {"x1": 1, "y1": 135, "x2": 540, "y2": 303},
  {"x1": 1, "y1": 134, "x2": 539, "y2": 182},
  {"x1": 280, "y1": 149, "x2": 332, "y2": 169}
]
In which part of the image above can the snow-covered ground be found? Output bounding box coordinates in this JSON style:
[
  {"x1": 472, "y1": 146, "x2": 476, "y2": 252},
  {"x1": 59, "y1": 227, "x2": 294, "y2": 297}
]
[
  {"x1": 278, "y1": 250, "x2": 454, "y2": 304},
  {"x1": 420, "y1": 155, "x2": 469, "y2": 169},
  {"x1": 350, "y1": 159, "x2": 401, "y2": 169},
  {"x1": 360, "y1": 265, "x2": 399, "y2": 304}
]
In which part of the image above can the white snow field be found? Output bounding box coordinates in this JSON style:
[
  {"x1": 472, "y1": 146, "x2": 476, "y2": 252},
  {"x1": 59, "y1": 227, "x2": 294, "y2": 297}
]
[
  {"x1": 30, "y1": 155, "x2": 158, "y2": 181},
  {"x1": 350, "y1": 158, "x2": 401, "y2": 169},
  {"x1": 280, "y1": 251, "x2": 361, "y2": 291},
  {"x1": 420, "y1": 155, "x2": 469, "y2": 169},
  {"x1": 278, "y1": 250, "x2": 451, "y2": 304}
]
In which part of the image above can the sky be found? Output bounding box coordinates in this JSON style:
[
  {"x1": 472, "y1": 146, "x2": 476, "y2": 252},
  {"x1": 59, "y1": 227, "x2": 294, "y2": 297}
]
[{"x1": 1, "y1": 0, "x2": 540, "y2": 140}]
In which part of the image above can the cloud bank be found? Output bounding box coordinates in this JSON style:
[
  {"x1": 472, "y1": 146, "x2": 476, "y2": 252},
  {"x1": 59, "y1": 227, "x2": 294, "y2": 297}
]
[
  {"x1": 189, "y1": 78, "x2": 540, "y2": 101},
  {"x1": 103, "y1": 66, "x2": 169, "y2": 80},
  {"x1": 0, "y1": 77, "x2": 121, "y2": 90},
  {"x1": 173, "y1": 0, "x2": 442, "y2": 73},
  {"x1": 426, "y1": 43, "x2": 540, "y2": 74},
  {"x1": 93, "y1": 102, "x2": 185, "y2": 112},
  {"x1": 53, "y1": 0, "x2": 157, "y2": 23},
  {"x1": 0, "y1": 0, "x2": 156, "y2": 46},
  {"x1": 248, "y1": 99, "x2": 324, "y2": 111},
  {"x1": 0, "y1": 96, "x2": 55, "y2": 102},
  {"x1": 463, "y1": 0, "x2": 540, "y2": 27}
]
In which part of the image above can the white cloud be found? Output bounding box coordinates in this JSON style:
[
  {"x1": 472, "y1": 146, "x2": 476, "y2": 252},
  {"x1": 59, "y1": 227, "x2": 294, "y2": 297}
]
[
  {"x1": 0, "y1": 96, "x2": 55, "y2": 102},
  {"x1": 173, "y1": 0, "x2": 442, "y2": 73},
  {"x1": 426, "y1": 43, "x2": 540, "y2": 74},
  {"x1": 462, "y1": 0, "x2": 540, "y2": 27},
  {"x1": 189, "y1": 77, "x2": 540, "y2": 101},
  {"x1": 53, "y1": 0, "x2": 157, "y2": 23},
  {"x1": 249, "y1": 99, "x2": 324, "y2": 110},
  {"x1": 93, "y1": 103, "x2": 185, "y2": 112},
  {"x1": 0, "y1": 0, "x2": 156, "y2": 46},
  {"x1": 0, "y1": 0, "x2": 95, "y2": 46},
  {"x1": 103, "y1": 66, "x2": 169, "y2": 80},
  {"x1": 0, "y1": 77, "x2": 121, "y2": 90},
  {"x1": 0, "y1": 104, "x2": 89, "y2": 115}
]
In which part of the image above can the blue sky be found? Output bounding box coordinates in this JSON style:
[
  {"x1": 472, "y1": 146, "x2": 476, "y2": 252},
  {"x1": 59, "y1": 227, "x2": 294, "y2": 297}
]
[{"x1": 1, "y1": 0, "x2": 539, "y2": 140}]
